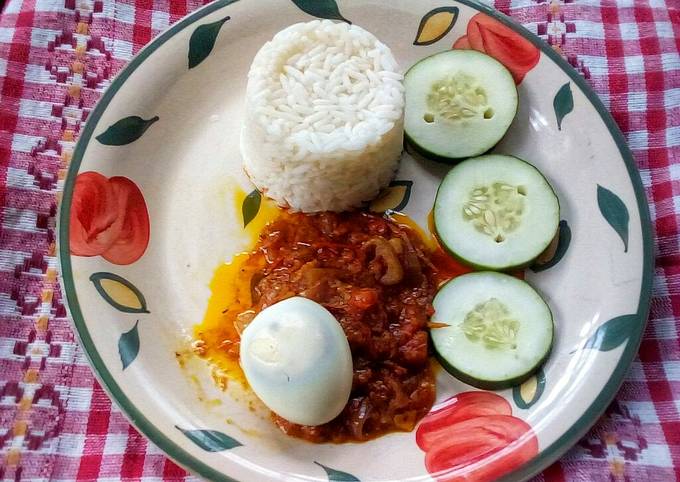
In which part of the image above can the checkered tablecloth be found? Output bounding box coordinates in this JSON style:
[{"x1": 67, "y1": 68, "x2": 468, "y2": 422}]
[{"x1": 0, "y1": 0, "x2": 678, "y2": 480}]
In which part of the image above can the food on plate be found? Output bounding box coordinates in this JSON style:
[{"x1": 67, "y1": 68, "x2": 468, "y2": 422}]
[
  {"x1": 434, "y1": 154, "x2": 559, "y2": 270},
  {"x1": 196, "y1": 210, "x2": 440, "y2": 442},
  {"x1": 404, "y1": 50, "x2": 517, "y2": 162},
  {"x1": 240, "y1": 296, "x2": 353, "y2": 426},
  {"x1": 241, "y1": 20, "x2": 405, "y2": 212},
  {"x1": 430, "y1": 271, "x2": 553, "y2": 389},
  {"x1": 195, "y1": 21, "x2": 560, "y2": 445}
]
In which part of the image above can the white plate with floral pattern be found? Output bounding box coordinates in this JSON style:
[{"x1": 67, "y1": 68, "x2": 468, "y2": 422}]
[{"x1": 58, "y1": 1, "x2": 652, "y2": 480}]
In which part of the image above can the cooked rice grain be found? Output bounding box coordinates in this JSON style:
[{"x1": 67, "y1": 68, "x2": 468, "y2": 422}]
[{"x1": 241, "y1": 20, "x2": 404, "y2": 212}]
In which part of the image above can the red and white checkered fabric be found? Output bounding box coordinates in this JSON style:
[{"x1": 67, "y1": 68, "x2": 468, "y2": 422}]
[{"x1": 0, "y1": 0, "x2": 678, "y2": 480}]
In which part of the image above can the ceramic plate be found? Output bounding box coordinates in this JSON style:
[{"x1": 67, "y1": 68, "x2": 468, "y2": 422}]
[{"x1": 58, "y1": 1, "x2": 653, "y2": 480}]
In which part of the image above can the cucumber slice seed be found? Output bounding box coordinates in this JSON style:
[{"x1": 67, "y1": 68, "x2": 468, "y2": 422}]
[
  {"x1": 463, "y1": 182, "x2": 526, "y2": 243},
  {"x1": 426, "y1": 73, "x2": 491, "y2": 122},
  {"x1": 462, "y1": 298, "x2": 519, "y2": 349}
]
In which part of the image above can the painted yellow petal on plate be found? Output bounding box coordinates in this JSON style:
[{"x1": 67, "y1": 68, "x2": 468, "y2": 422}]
[
  {"x1": 369, "y1": 181, "x2": 412, "y2": 213},
  {"x1": 370, "y1": 186, "x2": 406, "y2": 213},
  {"x1": 90, "y1": 272, "x2": 149, "y2": 313},
  {"x1": 513, "y1": 368, "x2": 546, "y2": 409},
  {"x1": 100, "y1": 279, "x2": 143, "y2": 310},
  {"x1": 520, "y1": 375, "x2": 538, "y2": 402},
  {"x1": 414, "y1": 7, "x2": 459, "y2": 46}
]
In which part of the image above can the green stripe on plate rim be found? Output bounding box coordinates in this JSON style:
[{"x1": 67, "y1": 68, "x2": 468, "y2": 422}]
[{"x1": 57, "y1": 1, "x2": 653, "y2": 481}]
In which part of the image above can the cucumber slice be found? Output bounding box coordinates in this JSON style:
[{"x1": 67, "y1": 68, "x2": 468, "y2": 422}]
[
  {"x1": 404, "y1": 50, "x2": 518, "y2": 162},
  {"x1": 431, "y1": 272, "x2": 553, "y2": 390},
  {"x1": 434, "y1": 154, "x2": 559, "y2": 271}
]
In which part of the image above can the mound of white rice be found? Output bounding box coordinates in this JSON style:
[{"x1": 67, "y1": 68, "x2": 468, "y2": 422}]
[{"x1": 241, "y1": 20, "x2": 404, "y2": 212}]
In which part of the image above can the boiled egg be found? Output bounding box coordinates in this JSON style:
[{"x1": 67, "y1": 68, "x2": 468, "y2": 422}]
[{"x1": 240, "y1": 296, "x2": 353, "y2": 426}]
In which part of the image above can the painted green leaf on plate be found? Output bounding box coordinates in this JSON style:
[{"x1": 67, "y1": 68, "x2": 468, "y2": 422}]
[
  {"x1": 118, "y1": 320, "x2": 140, "y2": 370},
  {"x1": 513, "y1": 368, "x2": 545, "y2": 409},
  {"x1": 584, "y1": 314, "x2": 637, "y2": 351},
  {"x1": 96, "y1": 116, "x2": 159, "y2": 145},
  {"x1": 369, "y1": 180, "x2": 413, "y2": 213},
  {"x1": 531, "y1": 220, "x2": 571, "y2": 272},
  {"x1": 90, "y1": 272, "x2": 149, "y2": 314},
  {"x1": 597, "y1": 184, "x2": 629, "y2": 252},
  {"x1": 177, "y1": 427, "x2": 242, "y2": 451},
  {"x1": 315, "y1": 462, "x2": 360, "y2": 481},
  {"x1": 188, "y1": 16, "x2": 230, "y2": 69},
  {"x1": 291, "y1": 0, "x2": 350, "y2": 23},
  {"x1": 553, "y1": 82, "x2": 573, "y2": 130},
  {"x1": 242, "y1": 189, "x2": 261, "y2": 228},
  {"x1": 414, "y1": 7, "x2": 459, "y2": 46}
]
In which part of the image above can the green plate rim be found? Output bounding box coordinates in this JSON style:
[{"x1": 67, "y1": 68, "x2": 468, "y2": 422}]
[{"x1": 57, "y1": 1, "x2": 653, "y2": 481}]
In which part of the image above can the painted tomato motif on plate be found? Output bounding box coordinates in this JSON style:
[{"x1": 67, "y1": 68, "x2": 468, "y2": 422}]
[
  {"x1": 416, "y1": 391, "x2": 538, "y2": 481},
  {"x1": 70, "y1": 171, "x2": 150, "y2": 265},
  {"x1": 453, "y1": 13, "x2": 540, "y2": 84}
]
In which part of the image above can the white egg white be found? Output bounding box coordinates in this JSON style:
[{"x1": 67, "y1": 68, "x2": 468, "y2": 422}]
[{"x1": 239, "y1": 296, "x2": 353, "y2": 426}]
